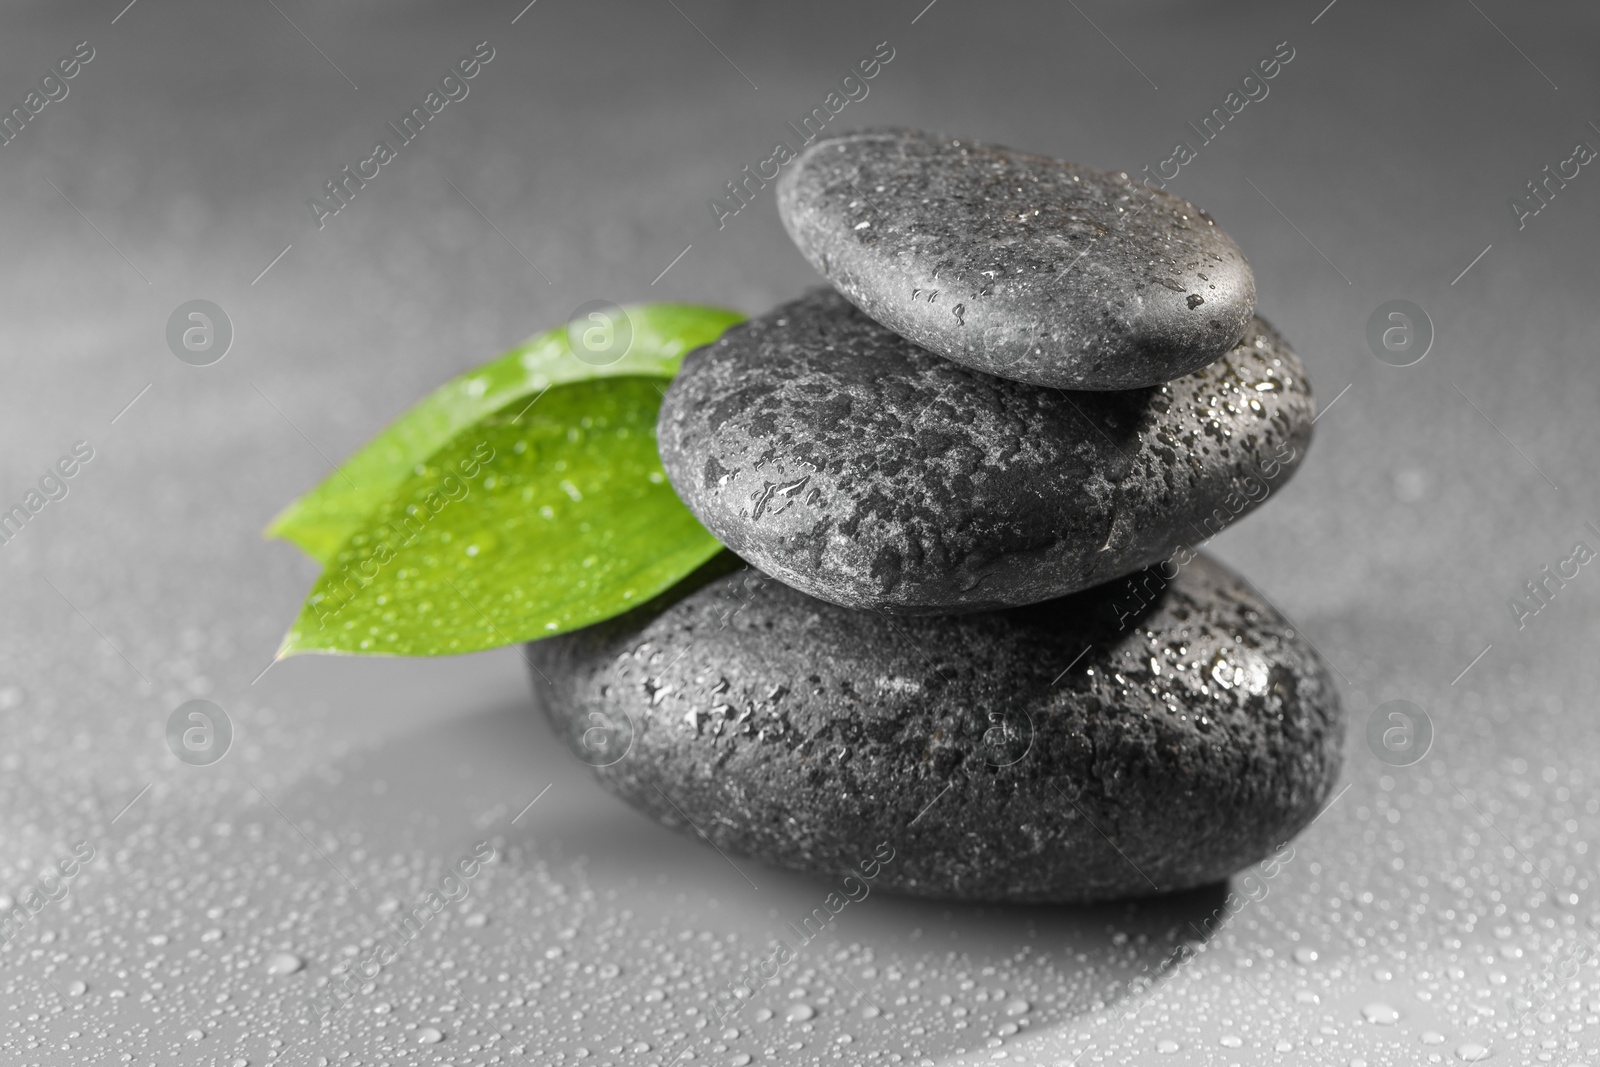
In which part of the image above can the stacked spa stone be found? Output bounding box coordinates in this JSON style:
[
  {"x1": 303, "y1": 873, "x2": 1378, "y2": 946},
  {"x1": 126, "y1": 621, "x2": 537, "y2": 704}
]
[{"x1": 532, "y1": 129, "x2": 1341, "y2": 904}]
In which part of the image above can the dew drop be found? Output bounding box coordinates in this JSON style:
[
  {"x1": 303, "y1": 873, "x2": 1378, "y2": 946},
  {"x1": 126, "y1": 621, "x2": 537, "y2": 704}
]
[
  {"x1": 416, "y1": 1028, "x2": 445, "y2": 1045},
  {"x1": 1361, "y1": 1002, "x2": 1399, "y2": 1025},
  {"x1": 1454, "y1": 1043, "x2": 1491, "y2": 1062},
  {"x1": 787, "y1": 1003, "x2": 816, "y2": 1022},
  {"x1": 265, "y1": 952, "x2": 305, "y2": 976}
]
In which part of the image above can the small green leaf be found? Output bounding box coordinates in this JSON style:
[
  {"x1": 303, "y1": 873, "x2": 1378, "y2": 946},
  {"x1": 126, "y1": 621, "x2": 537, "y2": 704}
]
[
  {"x1": 266, "y1": 303, "x2": 744, "y2": 562},
  {"x1": 280, "y1": 377, "x2": 721, "y2": 657}
]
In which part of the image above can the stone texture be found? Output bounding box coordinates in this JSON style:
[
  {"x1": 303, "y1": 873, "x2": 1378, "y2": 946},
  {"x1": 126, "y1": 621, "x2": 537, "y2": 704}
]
[
  {"x1": 530, "y1": 552, "x2": 1343, "y2": 904},
  {"x1": 776, "y1": 127, "x2": 1257, "y2": 389},
  {"x1": 658, "y1": 289, "x2": 1315, "y2": 615}
]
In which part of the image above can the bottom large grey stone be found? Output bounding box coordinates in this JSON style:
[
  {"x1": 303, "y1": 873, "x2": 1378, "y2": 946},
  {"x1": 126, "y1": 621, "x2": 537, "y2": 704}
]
[{"x1": 529, "y1": 552, "x2": 1342, "y2": 904}]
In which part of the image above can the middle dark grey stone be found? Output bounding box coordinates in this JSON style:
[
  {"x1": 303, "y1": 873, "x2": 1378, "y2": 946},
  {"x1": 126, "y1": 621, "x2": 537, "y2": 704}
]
[{"x1": 657, "y1": 289, "x2": 1314, "y2": 614}]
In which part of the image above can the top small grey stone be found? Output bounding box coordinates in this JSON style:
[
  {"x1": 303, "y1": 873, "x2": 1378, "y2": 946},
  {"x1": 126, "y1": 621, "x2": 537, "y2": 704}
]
[{"x1": 777, "y1": 127, "x2": 1257, "y2": 390}]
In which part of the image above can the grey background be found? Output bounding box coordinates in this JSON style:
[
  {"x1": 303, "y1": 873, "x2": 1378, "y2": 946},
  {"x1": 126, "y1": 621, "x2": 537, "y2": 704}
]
[{"x1": 1, "y1": 0, "x2": 1597, "y2": 1063}]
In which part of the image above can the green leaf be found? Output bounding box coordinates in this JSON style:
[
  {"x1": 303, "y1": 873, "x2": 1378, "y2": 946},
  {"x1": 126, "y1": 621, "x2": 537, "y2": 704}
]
[
  {"x1": 266, "y1": 303, "x2": 744, "y2": 563},
  {"x1": 279, "y1": 377, "x2": 722, "y2": 657}
]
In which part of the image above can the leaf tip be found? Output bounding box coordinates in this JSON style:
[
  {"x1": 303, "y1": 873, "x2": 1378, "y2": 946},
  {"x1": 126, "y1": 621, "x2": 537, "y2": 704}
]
[{"x1": 274, "y1": 630, "x2": 304, "y2": 660}]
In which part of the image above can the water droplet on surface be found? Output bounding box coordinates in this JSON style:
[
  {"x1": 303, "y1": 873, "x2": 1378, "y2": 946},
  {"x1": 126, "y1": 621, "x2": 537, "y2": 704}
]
[
  {"x1": 787, "y1": 1003, "x2": 816, "y2": 1022},
  {"x1": 1219, "y1": 1034, "x2": 1243, "y2": 1048},
  {"x1": 1422, "y1": 1032, "x2": 1446, "y2": 1046},
  {"x1": 1293, "y1": 947, "x2": 1319, "y2": 965},
  {"x1": 1003, "y1": 997, "x2": 1031, "y2": 1016},
  {"x1": 1361, "y1": 1002, "x2": 1399, "y2": 1025},
  {"x1": 1455, "y1": 1043, "x2": 1491, "y2": 1062},
  {"x1": 416, "y1": 1028, "x2": 444, "y2": 1045},
  {"x1": 729, "y1": 1056, "x2": 752, "y2": 1067},
  {"x1": 66, "y1": 980, "x2": 87, "y2": 996},
  {"x1": 265, "y1": 952, "x2": 305, "y2": 975},
  {"x1": 1156, "y1": 1039, "x2": 1180, "y2": 1054}
]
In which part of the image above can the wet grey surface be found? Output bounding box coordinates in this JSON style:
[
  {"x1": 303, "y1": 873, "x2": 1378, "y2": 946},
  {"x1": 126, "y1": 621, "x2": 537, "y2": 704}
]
[{"x1": 2, "y1": 1, "x2": 1599, "y2": 1064}]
